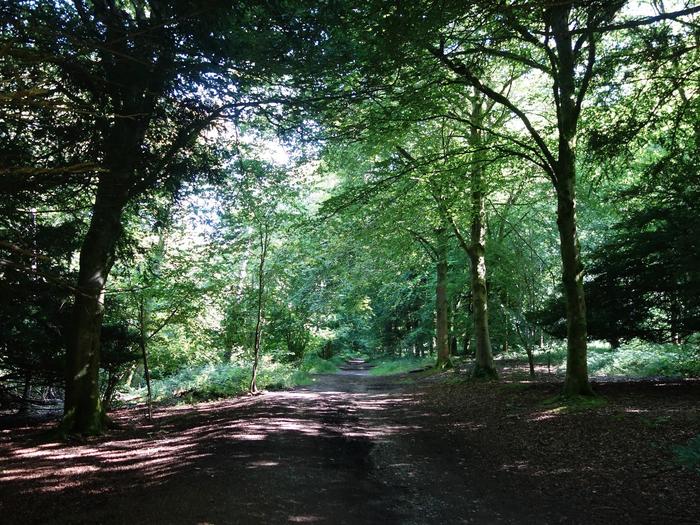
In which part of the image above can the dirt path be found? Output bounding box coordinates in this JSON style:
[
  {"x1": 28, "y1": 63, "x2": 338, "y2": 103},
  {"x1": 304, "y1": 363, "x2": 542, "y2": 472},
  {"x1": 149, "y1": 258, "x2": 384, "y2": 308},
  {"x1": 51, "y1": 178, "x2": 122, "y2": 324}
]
[
  {"x1": 1, "y1": 364, "x2": 698, "y2": 524},
  {"x1": 0, "y1": 366, "x2": 508, "y2": 524}
]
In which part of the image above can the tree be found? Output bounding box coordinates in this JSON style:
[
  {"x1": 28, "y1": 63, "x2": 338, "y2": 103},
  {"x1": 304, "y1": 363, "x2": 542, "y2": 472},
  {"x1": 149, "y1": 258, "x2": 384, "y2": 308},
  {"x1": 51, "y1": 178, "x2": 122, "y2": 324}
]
[
  {"x1": 3, "y1": 1, "x2": 323, "y2": 433},
  {"x1": 420, "y1": 1, "x2": 700, "y2": 395},
  {"x1": 586, "y1": 104, "x2": 700, "y2": 345},
  {"x1": 249, "y1": 222, "x2": 270, "y2": 394}
]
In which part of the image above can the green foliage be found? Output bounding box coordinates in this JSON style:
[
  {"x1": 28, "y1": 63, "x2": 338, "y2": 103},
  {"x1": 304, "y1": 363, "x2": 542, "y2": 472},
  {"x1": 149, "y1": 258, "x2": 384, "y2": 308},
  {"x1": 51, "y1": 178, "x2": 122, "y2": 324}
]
[
  {"x1": 583, "y1": 112, "x2": 700, "y2": 346},
  {"x1": 127, "y1": 356, "x2": 312, "y2": 404},
  {"x1": 519, "y1": 340, "x2": 700, "y2": 378},
  {"x1": 300, "y1": 353, "x2": 339, "y2": 374},
  {"x1": 2, "y1": 0, "x2": 699, "y2": 416},
  {"x1": 673, "y1": 435, "x2": 700, "y2": 473},
  {"x1": 369, "y1": 356, "x2": 435, "y2": 376},
  {"x1": 586, "y1": 342, "x2": 700, "y2": 378}
]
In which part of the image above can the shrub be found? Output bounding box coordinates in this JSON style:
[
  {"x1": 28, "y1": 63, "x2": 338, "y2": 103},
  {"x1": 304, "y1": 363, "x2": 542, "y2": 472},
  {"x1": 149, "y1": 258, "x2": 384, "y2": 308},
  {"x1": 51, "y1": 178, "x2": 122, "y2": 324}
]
[
  {"x1": 587, "y1": 340, "x2": 700, "y2": 378},
  {"x1": 300, "y1": 353, "x2": 339, "y2": 374},
  {"x1": 519, "y1": 339, "x2": 699, "y2": 378},
  {"x1": 123, "y1": 356, "x2": 313, "y2": 404},
  {"x1": 673, "y1": 435, "x2": 700, "y2": 473}
]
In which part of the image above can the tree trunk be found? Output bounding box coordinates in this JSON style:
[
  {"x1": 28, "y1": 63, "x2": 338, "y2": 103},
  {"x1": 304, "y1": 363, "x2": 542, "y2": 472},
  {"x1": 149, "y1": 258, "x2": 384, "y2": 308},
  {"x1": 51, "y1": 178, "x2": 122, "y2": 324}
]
[
  {"x1": 525, "y1": 346, "x2": 535, "y2": 378},
  {"x1": 470, "y1": 226, "x2": 496, "y2": 378},
  {"x1": 449, "y1": 298, "x2": 459, "y2": 356},
  {"x1": 138, "y1": 299, "x2": 153, "y2": 420},
  {"x1": 101, "y1": 369, "x2": 121, "y2": 413},
  {"x1": 435, "y1": 226, "x2": 452, "y2": 368},
  {"x1": 556, "y1": 179, "x2": 592, "y2": 396},
  {"x1": 463, "y1": 334, "x2": 470, "y2": 356},
  {"x1": 670, "y1": 293, "x2": 681, "y2": 344},
  {"x1": 250, "y1": 226, "x2": 269, "y2": 394},
  {"x1": 19, "y1": 371, "x2": 31, "y2": 414},
  {"x1": 550, "y1": 4, "x2": 593, "y2": 397},
  {"x1": 64, "y1": 181, "x2": 128, "y2": 434},
  {"x1": 469, "y1": 97, "x2": 497, "y2": 379},
  {"x1": 503, "y1": 304, "x2": 509, "y2": 353}
]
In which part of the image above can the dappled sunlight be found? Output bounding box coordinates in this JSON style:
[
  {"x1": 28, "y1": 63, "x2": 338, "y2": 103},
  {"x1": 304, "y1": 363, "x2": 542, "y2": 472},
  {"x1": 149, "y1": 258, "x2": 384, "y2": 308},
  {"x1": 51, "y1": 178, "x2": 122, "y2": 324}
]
[
  {"x1": 499, "y1": 460, "x2": 529, "y2": 472},
  {"x1": 526, "y1": 409, "x2": 566, "y2": 422},
  {"x1": 288, "y1": 515, "x2": 324, "y2": 523},
  {"x1": 246, "y1": 460, "x2": 279, "y2": 468},
  {"x1": 2, "y1": 364, "x2": 699, "y2": 524},
  {"x1": 0, "y1": 372, "x2": 424, "y2": 503},
  {"x1": 450, "y1": 421, "x2": 486, "y2": 431}
]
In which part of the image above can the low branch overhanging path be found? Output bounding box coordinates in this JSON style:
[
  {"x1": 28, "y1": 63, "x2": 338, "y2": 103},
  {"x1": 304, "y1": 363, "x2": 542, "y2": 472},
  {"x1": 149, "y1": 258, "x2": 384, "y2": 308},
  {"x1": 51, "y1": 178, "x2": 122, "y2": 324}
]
[{"x1": 1, "y1": 362, "x2": 699, "y2": 524}]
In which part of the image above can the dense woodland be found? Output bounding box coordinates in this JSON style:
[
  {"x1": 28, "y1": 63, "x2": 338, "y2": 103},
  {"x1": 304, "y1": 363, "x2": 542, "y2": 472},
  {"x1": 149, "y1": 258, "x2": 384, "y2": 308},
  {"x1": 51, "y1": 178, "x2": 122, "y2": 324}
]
[{"x1": 1, "y1": 0, "x2": 699, "y2": 441}]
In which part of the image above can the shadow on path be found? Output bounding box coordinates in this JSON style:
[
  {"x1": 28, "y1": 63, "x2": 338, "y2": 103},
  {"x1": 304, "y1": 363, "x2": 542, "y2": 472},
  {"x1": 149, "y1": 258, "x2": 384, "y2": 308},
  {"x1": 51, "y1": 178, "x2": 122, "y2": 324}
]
[{"x1": 0, "y1": 364, "x2": 494, "y2": 524}]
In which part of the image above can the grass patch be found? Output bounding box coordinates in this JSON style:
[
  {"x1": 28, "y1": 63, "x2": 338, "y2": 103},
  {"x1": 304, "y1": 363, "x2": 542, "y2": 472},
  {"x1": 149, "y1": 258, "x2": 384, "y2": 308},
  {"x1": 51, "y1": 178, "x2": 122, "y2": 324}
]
[
  {"x1": 540, "y1": 394, "x2": 607, "y2": 414},
  {"x1": 370, "y1": 356, "x2": 435, "y2": 376},
  {"x1": 396, "y1": 367, "x2": 454, "y2": 384}
]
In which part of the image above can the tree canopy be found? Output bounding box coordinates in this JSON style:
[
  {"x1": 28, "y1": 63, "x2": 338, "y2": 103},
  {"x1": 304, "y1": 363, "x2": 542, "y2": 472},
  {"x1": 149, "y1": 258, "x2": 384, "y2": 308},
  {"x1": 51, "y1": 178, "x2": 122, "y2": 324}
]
[{"x1": 0, "y1": 0, "x2": 698, "y2": 434}]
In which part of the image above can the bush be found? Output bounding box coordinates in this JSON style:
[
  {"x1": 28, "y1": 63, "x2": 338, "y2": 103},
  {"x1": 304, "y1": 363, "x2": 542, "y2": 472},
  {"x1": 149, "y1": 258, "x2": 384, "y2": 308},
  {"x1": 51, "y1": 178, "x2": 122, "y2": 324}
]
[
  {"x1": 123, "y1": 356, "x2": 313, "y2": 404},
  {"x1": 300, "y1": 353, "x2": 339, "y2": 374},
  {"x1": 674, "y1": 435, "x2": 700, "y2": 473},
  {"x1": 587, "y1": 340, "x2": 700, "y2": 378},
  {"x1": 517, "y1": 340, "x2": 699, "y2": 378}
]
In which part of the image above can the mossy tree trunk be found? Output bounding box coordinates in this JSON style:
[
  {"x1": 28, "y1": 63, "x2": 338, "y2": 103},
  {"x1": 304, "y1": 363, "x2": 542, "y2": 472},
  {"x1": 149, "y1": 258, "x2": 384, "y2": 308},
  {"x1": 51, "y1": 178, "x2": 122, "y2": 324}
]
[{"x1": 468, "y1": 95, "x2": 497, "y2": 379}]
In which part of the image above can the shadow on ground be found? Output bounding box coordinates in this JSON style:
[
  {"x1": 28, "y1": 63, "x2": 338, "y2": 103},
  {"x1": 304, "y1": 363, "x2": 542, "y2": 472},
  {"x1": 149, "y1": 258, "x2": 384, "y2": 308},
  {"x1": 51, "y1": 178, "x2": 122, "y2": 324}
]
[{"x1": 1, "y1": 365, "x2": 699, "y2": 524}]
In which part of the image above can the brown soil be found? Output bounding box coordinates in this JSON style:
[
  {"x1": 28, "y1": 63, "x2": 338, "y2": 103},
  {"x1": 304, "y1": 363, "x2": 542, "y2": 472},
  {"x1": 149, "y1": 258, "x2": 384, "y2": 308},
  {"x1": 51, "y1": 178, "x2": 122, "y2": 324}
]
[{"x1": 1, "y1": 364, "x2": 698, "y2": 524}]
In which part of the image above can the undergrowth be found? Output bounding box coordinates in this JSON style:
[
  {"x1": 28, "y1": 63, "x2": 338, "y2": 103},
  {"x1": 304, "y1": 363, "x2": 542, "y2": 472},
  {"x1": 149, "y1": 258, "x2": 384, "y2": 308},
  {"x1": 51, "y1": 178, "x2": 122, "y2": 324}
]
[
  {"x1": 502, "y1": 340, "x2": 699, "y2": 378},
  {"x1": 673, "y1": 435, "x2": 700, "y2": 473},
  {"x1": 123, "y1": 354, "x2": 337, "y2": 404},
  {"x1": 300, "y1": 353, "x2": 339, "y2": 374},
  {"x1": 586, "y1": 341, "x2": 700, "y2": 378},
  {"x1": 370, "y1": 356, "x2": 435, "y2": 376}
]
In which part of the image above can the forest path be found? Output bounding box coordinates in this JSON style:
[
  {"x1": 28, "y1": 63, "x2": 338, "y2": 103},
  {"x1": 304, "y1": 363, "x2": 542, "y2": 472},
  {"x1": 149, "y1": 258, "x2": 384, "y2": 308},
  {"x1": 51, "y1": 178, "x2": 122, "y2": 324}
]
[
  {"x1": 1, "y1": 363, "x2": 506, "y2": 525},
  {"x1": 4, "y1": 365, "x2": 699, "y2": 524}
]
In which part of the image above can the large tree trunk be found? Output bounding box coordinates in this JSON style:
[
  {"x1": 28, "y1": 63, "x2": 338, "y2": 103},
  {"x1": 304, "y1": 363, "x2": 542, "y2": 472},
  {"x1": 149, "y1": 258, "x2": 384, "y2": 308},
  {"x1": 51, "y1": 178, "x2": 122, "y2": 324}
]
[
  {"x1": 469, "y1": 96, "x2": 496, "y2": 379},
  {"x1": 556, "y1": 172, "x2": 592, "y2": 396},
  {"x1": 64, "y1": 181, "x2": 128, "y2": 435},
  {"x1": 469, "y1": 189, "x2": 496, "y2": 378},
  {"x1": 434, "y1": 226, "x2": 452, "y2": 369},
  {"x1": 551, "y1": 5, "x2": 593, "y2": 397}
]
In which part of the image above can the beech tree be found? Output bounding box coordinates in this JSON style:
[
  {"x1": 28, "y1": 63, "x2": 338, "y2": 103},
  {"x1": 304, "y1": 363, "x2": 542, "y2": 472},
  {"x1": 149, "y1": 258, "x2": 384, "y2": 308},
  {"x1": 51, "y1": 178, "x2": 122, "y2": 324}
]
[
  {"x1": 2, "y1": 0, "x2": 322, "y2": 434},
  {"x1": 413, "y1": 0, "x2": 700, "y2": 395}
]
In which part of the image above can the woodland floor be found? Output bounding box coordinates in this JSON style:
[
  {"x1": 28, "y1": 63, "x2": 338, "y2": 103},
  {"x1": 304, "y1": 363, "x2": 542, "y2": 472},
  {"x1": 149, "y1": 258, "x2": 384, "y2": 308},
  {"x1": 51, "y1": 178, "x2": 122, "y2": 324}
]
[{"x1": 1, "y1": 362, "x2": 699, "y2": 524}]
